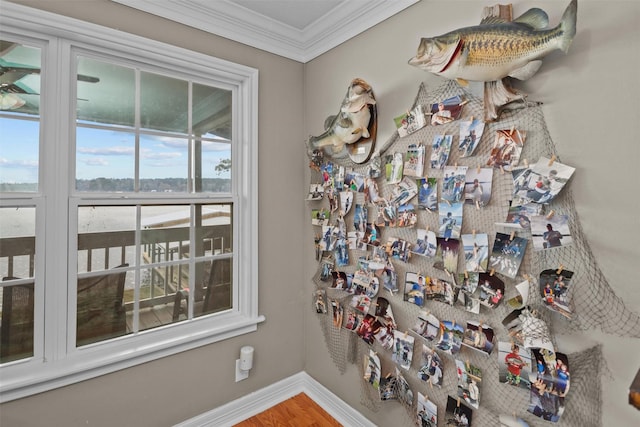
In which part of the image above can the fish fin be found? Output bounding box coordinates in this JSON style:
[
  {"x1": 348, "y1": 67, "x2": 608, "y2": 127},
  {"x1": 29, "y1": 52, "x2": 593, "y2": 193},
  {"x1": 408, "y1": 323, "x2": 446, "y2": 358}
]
[
  {"x1": 337, "y1": 114, "x2": 352, "y2": 129},
  {"x1": 508, "y1": 61, "x2": 543, "y2": 80},
  {"x1": 456, "y1": 78, "x2": 469, "y2": 87},
  {"x1": 513, "y1": 8, "x2": 549, "y2": 30},
  {"x1": 479, "y1": 16, "x2": 510, "y2": 25},
  {"x1": 324, "y1": 115, "x2": 336, "y2": 130},
  {"x1": 558, "y1": 0, "x2": 578, "y2": 53}
]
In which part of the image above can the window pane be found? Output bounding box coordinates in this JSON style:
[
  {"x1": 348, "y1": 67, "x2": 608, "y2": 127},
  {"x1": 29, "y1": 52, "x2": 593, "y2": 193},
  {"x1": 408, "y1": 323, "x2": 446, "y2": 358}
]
[
  {"x1": 192, "y1": 83, "x2": 231, "y2": 140},
  {"x1": 77, "y1": 206, "x2": 136, "y2": 273},
  {"x1": 76, "y1": 266, "x2": 131, "y2": 347},
  {"x1": 140, "y1": 72, "x2": 187, "y2": 133},
  {"x1": 0, "y1": 40, "x2": 41, "y2": 116},
  {"x1": 196, "y1": 140, "x2": 231, "y2": 193},
  {"x1": 76, "y1": 57, "x2": 135, "y2": 127},
  {"x1": 196, "y1": 257, "x2": 232, "y2": 317},
  {"x1": 194, "y1": 203, "x2": 232, "y2": 256},
  {"x1": 76, "y1": 128, "x2": 135, "y2": 191},
  {"x1": 141, "y1": 205, "x2": 191, "y2": 264},
  {"x1": 139, "y1": 134, "x2": 187, "y2": 191},
  {"x1": 0, "y1": 117, "x2": 39, "y2": 192},
  {"x1": 0, "y1": 206, "x2": 35, "y2": 363}
]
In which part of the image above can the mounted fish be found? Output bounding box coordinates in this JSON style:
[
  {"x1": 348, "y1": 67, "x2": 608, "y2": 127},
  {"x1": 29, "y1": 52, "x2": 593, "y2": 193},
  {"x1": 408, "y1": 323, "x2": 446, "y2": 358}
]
[{"x1": 307, "y1": 78, "x2": 377, "y2": 164}]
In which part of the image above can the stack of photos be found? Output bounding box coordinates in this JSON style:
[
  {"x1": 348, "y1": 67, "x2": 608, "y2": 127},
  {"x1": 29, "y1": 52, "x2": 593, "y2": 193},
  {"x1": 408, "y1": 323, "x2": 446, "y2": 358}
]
[
  {"x1": 396, "y1": 203, "x2": 417, "y2": 228},
  {"x1": 379, "y1": 373, "x2": 397, "y2": 401},
  {"x1": 429, "y1": 95, "x2": 464, "y2": 126},
  {"x1": 478, "y1": 273, "x2": 505, "y2": 308},
  {"x1": 462, "y1": 233, "x2": 489, "y2": 273},
  {"x1": 442, "y1": 165, "x2": 468, "y2": 204},
  {"x1": 438, "y1": 202, "x2": 463, "y2": 240},
  {"x1": 392, "y1": 331, "x2": 415, "y2": 371},
  {"x1": 417, "y1": 344, "x2": 443, "y2": 388},
  {"x1": 405, "y1": 271, "x2": 427, "y2": 307},
  {"x1": 417, "y1": 392, "x2": 438, "y2": 427},
  {"x1": 445, "y1": 395, "x2": 473, "y2": 427},
  {"x1": 344, "y1": 170, "x2": 365, "y2": 192},
  {"x1": 417, "y1": 178, "x2": 438, "y2": 211},
  {"x1": 497, "y1": 201, "x2": 542, "y2": 229},
  {"x1": 395, "y1": 368, "x2": 414, "y2": 407},
  {"x1": 394, "y1": 104, "x2": 427, "y2": 138},
  {"x1": 464, "y1": 168, "x2": 493, "y2": 208},
  {"x1": 529, "y1": 349, "x2": 570, "y2": 422},
  {"x1": 330, "y1": 299, "x2": 343, "y2": 328},
  {"x1": 425, "y1": 276, "x2": 459, "y2": 306},
  {"x1": 499, "y1": 414, "x2": 530, "y2": 427},
  {"x1": 461, "y1": 321, "x2": 495, "y2": 355},
  {"x1": 489, "y1": 232, "x2": 528, "y2": 279},
  {"x1": 390, "y1": 177, "x2": 418, "y2": 206},
  {"x1": 512, "y1": 157, "x2": 575, "y2": 204},
  {"x1": 385, "y1": 152, "x2": 404, "y2": 184},
  {"x1": 530, "y1": 214, "x2": 572, "y2": 251},
  {"x1": 433, "y1": 237, "x2": 459, "y2": 274},
  {"x1": 356, "y1": 313, "x2": 376, "y2": 344},
  {"x1": 487, "y1": 129, "x2": 526, "y2": 171},
  {"x1": 311, "y1": 208, "x2": 330, "y2": 227},
  {"x1": 385, "y1": 236, "x2": 411, "y2": 262},
  {"x1": 307, "y1": 183, "x2": 324, "y2": 200},
  {"x1": 344, "y1": 309, "x2": 361, "y2": 332},
  {"x1": 455, "y1": 359, "x2": 482, "y2": 409},
  {"x1": 411, "y1": 311, "x2": 441, "y2": 342},
  {"x1": 458, "y1": 272, "x2": 480, "y2": 314},
  {"x1": 540, "y1": 268, "x2": 574, "y2": 318},
  {"x1": 404, "y1": 144, "x2": 426, "y2": 177},
  {"x1": 364, "y1": 349, "x2": 381, "y2": 390},
  {"x1": 413, "y1": 228, "x2": 437, "y2": 258},
  {"x1": 430, "y1": 134, "x2": 453, "y2": 169},
  {"x1": 458, "y1": 118, "x2": 486, "y2": 158},
  {"x1": 498, "y1": 341, "x2": 533, "y2": 390},
  {"x1": 314, "y1": 289, "x2": 327, "y2": 314},
  {"x1": 437, "y1": 320, "x2": 464, "y2": 355},
  {"x1": 364, "y1": 177, "x2": 384, "y2": 204}
]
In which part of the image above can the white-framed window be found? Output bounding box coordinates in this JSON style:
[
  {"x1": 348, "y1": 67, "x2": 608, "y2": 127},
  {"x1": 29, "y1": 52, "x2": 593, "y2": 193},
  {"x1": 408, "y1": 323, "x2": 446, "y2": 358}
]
[{"x1": 0, "y1": 3, "x2": 262, "y2": 402}]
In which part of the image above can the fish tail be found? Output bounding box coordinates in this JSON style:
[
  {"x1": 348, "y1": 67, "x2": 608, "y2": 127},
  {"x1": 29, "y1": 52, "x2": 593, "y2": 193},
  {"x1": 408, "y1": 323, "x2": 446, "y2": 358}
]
[{"x1": 559, "y1": 0, "x2": 577, "y2": 53}]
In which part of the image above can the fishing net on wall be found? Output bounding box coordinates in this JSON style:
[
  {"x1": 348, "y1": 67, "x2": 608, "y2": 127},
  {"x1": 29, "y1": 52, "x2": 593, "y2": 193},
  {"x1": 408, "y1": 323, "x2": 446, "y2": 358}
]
[{"x1": 309, "y1": 80, "x2": 637, "y2": 426}]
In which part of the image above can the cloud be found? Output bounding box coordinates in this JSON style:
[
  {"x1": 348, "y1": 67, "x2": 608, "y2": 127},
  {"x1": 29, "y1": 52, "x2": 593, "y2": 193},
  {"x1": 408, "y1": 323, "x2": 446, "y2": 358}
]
[
  {"x1": 77, "y1": 146, "x2": 134, "y2": 156},
  {"x1": 83, "y1": 158, "x2": 109, "y2": 166},
  {"x1": 0, "y1": 158, "x2": 39, "y2": 168},
  {"x1": 142, "y1": 151, "x2": 182, "y2": 160}
]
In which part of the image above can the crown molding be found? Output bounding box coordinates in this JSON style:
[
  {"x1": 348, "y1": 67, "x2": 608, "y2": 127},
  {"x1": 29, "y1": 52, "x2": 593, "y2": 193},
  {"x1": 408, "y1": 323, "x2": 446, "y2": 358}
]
[{"x1": 111, "y1": 0, "x2": 419, "y2": 62}]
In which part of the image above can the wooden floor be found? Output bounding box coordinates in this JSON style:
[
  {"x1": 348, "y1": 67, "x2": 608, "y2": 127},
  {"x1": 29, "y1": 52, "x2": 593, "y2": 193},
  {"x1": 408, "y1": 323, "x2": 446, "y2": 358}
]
[{"x1": 234, "y1": 393, "x2": 342, "y2": 427}]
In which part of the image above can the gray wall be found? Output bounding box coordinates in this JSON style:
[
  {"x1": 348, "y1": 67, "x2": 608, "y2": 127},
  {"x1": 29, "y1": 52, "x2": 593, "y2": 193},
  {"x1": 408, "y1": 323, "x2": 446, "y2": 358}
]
[
  {"x1": 1, "y1": 1, "x2": 307, "y2": 426},
  {"x1": 303, "y1": 1, "x2": 639, "y2": 426}
]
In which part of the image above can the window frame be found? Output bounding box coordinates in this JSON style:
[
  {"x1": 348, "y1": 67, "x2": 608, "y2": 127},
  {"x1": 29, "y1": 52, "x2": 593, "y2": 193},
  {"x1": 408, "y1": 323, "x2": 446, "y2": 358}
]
[{"x1": 0, "y1": 2, "x2": 262, "y2": 403}]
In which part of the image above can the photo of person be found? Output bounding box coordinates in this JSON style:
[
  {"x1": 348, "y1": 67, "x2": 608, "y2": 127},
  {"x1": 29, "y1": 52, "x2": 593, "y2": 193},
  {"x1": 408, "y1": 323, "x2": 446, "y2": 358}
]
[
  {"x1": 458, "y1": 272, "x2": 479, "y2": 294},
  {"x1": 487, "y1": 129, "x2": 526, "y2": 171},
  {"x1": 530, "y1": 214, "x2": 572, "y2": 251},
  {"x1": 363, "y1": 222, "x2": 380, "y2": 247},
  {"x1": 350, "y1": 293, "x2": 372, "y2": 314},
  {"x1": 496, "y1": 201, "x2": 542, "y2": 229},
  {"x1": 461, "y1": 321, "x2": 494, "y2": 355},
  {"x1": 378, "y1": 262, "x2": 398, "y2": 294},
  {"x1": 306, "y1": 183, "x2": 324, "y2": 200},
  {"x1": 430, "y1": 134, "x2": 453, "y2": 169},
  {"x1": 458, "y1": 118, "x2": 485, "y2": 158},
  {"x1": 433, "y1": 237, "x2": 459, "y2": 274},
  {"x1": 396, "y1": 203, "x2": 417, "y2": 228},
  {"x1": 462, "y1": 233, "x2": 489, "y2": 273},
  {"x1": 417, "y1": 344, "x2": 443, "y2": 388},
  {"x1": 394, "y1": 104, "x2": 427, "y2": 138},
  {"x1": 319, "y1": 224, "x2": 338, "y2": 251},
  {"x1": 438, "y1": 202, "x2": 463, "y2": 240},
  {"x1": 385, "y1": 152, "x2": 404, "y2": 184},
  {"x1": 498, "y1": 341, "x2": 532, "y2": 389},
  {"x1": 478, "y1": 273, "x2": 505, "y2": 308},
  {"x1": 395, "y1": 368, "x2": 414, "y2": 407},
  {"x1": 464, "y1": 167, "x2": 493, "y2": 207},
  {"x1": 331, "y1": 271, "x2": 348, "y2": 290},
  {"x1": 436, "y1": 320, "x2": 464, "y2": 355},
  {"x1": 339, "y1": 190, "x2": 354, "y2": 215},
  {"x1": 344, "y1": 171, "x2": 365, "y2": 192},
  {"x1": 330, "y1": 299, "x2": 343, "y2": 328},
  {"x1": 356, "y1": 313, "x2": 376, "y2": 344},
  {"x1": 413, "y1": 228, "x2": 437, "y2": 258},
  {"x1": 417, "y1": 177, "x2": 438, "y2": 211},
  {"x1": 512, "y1": 157, "x2": 575, "y2": 204},
  {"x1": 373, "y1": 322, "x2": 395, "y2": 350},
  {"x1": 347, "y1": 230, "x2": 367, "y2": 250},
  {"x1": 528, "y1": 349, "x2": 570, "y2": 422},
  {"x1": 455, "y1": 359, "x2": 482, "y2": 409},
  {"x1": 392, "y1": 330, "x2": 415, "y2": 371},
  {"x1": 374, "y1": 296, "x2": 397, "y2": 330},
  {"x1": 333, "y1": 236, "x2": 348, "y2": 267},
  {"x1": 385, "y1": 236, "x2": 411, "y2": 262},
  {"x1": 411, "y1": 311, "x2": 441, "y2": 342},
  {"x1": 539, "y1": 268, "x2": 574, "y2": 318},
  {"x1": 417, "y1": 392, "x2": 438, "y2": 427},
  {"x1": 459, "y1": 290, "x2": 480, "y2": 314},
  {"x1": 489, "y1": 232, "x2": 528, "y2": 279},
  {"x1": 390, "y1": 176, "x2": 418, "y2": 206},
  {"x1": 404, "y1": 271, "x2": 427, "y2": 307},
  {"x1": 364, "y1": 349, "x2": 381, "y2": 389},
  {"x1": 429, "y1": 95, "x2": 464, "y2": 126},
  {"x1": 311, "y1": 208, "x2": 330, "y2": 227},
  {"x1": 364, "y1": 177, "x2": 383, "y2": 204},
  {"x1": 425, "y1": 276, "x2": 459, "y2": 306},
  {"x1": 442, "y1": 165, "x2": 468, "y2": 203},
  {"x1": 353, "y1": 203, "x2": 367, "y2": 232},
  {"x1": 379, "y1": 374, "x2": 397, "y2": 401},
  {"x1": 374, "y1": 201, "x2": 397, "y2": 227},
  {"x1": 404, "y1": 143, "x2": 426, "y2": 177},
  {"x1": 445, "y1": 395, "x2": 473, "y2": 426},
  {"x1": 314, "y1": 289, "x2": 327, "y2": 314},
  {"x1": 333, "y1": 165, "x2": 345, "y2": 191}
]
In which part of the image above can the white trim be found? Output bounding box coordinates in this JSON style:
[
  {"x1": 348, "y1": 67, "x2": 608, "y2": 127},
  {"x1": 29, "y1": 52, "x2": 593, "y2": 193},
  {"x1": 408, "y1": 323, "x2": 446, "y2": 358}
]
[
  {"x1": 175, "y1": 371, "x2": 376, "y2": 427},
  {"x1": 111, "y1": 0, "x2": 419, "y2": 63}
]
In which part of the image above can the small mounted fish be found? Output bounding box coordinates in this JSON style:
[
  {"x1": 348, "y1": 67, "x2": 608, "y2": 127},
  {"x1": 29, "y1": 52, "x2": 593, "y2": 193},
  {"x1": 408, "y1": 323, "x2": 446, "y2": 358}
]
[
  {"x1": 307, "y1": 78, "x2": 377, "y2": 164},
  {"x1": 408, "y1": 0, "x2": 577, "y2": 85}
]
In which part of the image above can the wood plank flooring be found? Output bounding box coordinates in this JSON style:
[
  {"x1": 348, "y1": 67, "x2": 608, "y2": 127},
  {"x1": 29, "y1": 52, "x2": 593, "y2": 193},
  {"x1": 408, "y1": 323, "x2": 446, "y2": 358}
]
[{"x1": 234, "y1": 393, "x2": 342, "y2": 427}]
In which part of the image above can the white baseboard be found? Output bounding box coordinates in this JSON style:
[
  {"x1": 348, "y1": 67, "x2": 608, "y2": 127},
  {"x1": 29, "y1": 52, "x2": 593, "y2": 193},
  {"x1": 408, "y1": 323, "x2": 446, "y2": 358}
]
[{"x1": 174, "y1": 371, "x2": 376, "y2": 427}]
